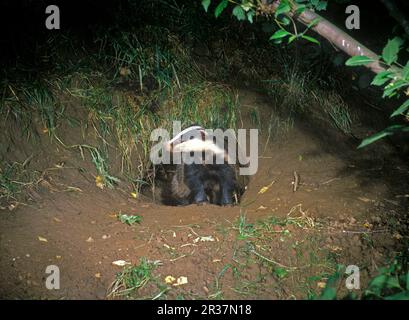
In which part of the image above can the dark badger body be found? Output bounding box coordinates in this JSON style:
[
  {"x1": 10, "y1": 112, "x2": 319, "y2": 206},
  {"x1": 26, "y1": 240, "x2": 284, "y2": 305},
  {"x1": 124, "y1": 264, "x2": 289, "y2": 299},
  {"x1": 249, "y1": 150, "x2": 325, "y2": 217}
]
[
  {"x1": 160, "y1": 126, "x2": 244, "y2": 206},
  {"x1": 166, "y1": 163, "x2": 238, "y2": 206}
]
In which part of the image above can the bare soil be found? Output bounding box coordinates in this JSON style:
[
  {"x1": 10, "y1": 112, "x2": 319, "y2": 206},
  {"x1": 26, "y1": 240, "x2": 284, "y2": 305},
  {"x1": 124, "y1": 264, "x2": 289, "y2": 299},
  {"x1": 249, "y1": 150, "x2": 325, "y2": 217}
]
[{"x1": 0, "y1": 89, "x2": 408, "y2": 300}]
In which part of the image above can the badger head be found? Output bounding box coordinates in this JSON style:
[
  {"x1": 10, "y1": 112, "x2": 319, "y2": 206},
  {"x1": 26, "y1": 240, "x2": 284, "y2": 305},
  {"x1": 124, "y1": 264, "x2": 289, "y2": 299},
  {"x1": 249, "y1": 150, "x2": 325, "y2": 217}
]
[{"x1": 164, "y1": 125, "x2": 233, "y2": 164}]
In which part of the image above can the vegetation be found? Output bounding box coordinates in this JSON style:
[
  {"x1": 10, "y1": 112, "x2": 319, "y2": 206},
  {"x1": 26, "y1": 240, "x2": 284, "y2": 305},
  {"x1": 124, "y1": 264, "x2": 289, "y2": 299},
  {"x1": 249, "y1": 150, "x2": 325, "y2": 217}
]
[
  {"x1": 318, "y1": 254, "x2": 409, "y2": 300},
  {"x1": 0, "y1": 0, "x2": 408, "y2": 300},
  {"x1": 202, "y1": 0, "x2": 409, "y2": 147}
]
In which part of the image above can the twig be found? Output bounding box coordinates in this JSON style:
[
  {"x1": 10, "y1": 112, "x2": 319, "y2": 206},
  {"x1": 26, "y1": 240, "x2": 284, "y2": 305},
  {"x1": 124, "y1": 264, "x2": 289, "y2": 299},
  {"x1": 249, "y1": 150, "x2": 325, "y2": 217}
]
[
  {"x1": 250, "y1": 249, "x2": 297, "y2": 270},
  {"x1": 320, "y1": 177, "x2": 340, "y2": 185},
  {"x1": 292, "y1": 171, "x2": 299, "y2": 192},
  {"x1": 171, "y1": 64, "x2": 181, "y2": 89}
]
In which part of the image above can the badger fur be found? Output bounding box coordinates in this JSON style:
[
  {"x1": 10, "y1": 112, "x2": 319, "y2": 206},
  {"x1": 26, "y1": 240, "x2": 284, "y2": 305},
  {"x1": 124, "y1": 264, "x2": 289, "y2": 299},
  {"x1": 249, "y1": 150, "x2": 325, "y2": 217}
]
[{"x1": 160, "y1": 125, "x2": 244, "y2": 206}]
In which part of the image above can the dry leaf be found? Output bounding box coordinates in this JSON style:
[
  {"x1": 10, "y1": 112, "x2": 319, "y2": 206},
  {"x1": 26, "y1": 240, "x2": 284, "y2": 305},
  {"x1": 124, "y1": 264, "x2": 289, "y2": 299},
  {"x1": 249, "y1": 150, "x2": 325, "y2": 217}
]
[
  {"x1": 38, "y1": 236, "x2": 48, "y2": 242},
  {"x1": 165, "y1": 275, "x2": 176, "y2": 284},
  {"x1": 95, "y1": 175, "x2": 105, "y2": 189},
  {"x1": 130, "y1": 192, "x2": 138, "y2": 199},
  {"x1": 173, "y1": 276, "x2": 188, "y2": 286},
  {"x1": 393, "y1": 233, "x2": 403, "y2": 240},
  {"x1": 258, "y1": 181, "x2": 275, "y2": 194},
  {"x1": 363, "y1": 221, "x2": 372, "y2": 229},
  {"x1": 95, "y1": 273, "x2": 101, "y2": 278},
  {"x1": 358, "y1": 197, "x2": 371, "y2": 203},
  {"x1": 193, "y1": 236, "x2": 215, "y2": 243},
  {"x1": 86, "y1": 237, "x2": 94, "y2": 243}
]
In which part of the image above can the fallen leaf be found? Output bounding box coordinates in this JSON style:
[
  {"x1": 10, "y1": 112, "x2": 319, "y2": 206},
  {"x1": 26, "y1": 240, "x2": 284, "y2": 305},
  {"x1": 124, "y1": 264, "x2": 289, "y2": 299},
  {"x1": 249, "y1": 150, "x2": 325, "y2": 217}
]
[
  {"x1": 193, "y1": 236, "x2": 215, "y2": 243},
  {"x1": 112, "y1": 260, "x2": 131, "y2": 267},
  {"x1": 130, "y1": 192, "x2": 138, "y2": 199},
  {"x1": 86, "y1": 237, "x2": 94, "y2": 242},
  {"x1": 38, "y1": 236, "x2": 48, "y2": 242},
  {"x1": 163, "y1": 243, "x2": 175, "y2": 250},
  {"x1": 173, "y1": 276, "x2": 188, "y2": 286},
  {"x1": 95, "y1": 273, "x2": 101, "y2": 278},
  {"x1": 317, "y1": 281, "x2": 326, "y2": 289},
  {"x1": 258, "y1": 181, "x2": 275, "y2": 194},
  {"x1": 257, "y1": 205, "x2": 267, "y2": 211},
  {"x1": 165, "y1": 275, "x2": 176, "y2": 284},
  {"x1": 358, "y1": 197, "x2": 372, "y2": 203},
  {"x1": 393, "y1": 233, "x2": 403, "y2": 240},
  {"x1": 363, "y1": 221, "x2": 372, "y2": 229},
  {"x1": 95, "y1": 175, "x2": 105, "y2": 189}
]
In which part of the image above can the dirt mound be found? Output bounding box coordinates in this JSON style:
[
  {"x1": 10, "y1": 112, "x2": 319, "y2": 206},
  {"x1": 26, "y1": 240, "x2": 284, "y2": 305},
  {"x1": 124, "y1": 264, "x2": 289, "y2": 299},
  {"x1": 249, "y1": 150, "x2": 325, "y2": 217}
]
[{"x1": 1, "y1": 89, "x2": 407, "y2": 299}]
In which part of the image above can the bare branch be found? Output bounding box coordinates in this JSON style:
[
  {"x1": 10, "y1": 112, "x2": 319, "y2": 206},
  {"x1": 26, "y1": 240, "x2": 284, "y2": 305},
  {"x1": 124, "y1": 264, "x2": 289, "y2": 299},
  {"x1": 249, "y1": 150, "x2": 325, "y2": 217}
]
[{"x1": 265, "y1": 1, "x2": 401, "y2": 74}]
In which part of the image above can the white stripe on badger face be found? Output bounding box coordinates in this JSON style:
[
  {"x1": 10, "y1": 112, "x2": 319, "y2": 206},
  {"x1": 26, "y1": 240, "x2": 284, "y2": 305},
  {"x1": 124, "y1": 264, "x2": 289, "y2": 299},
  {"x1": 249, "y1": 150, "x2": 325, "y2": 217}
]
[
  {"x1": 167, "y1": 125, "x2": 205, "y2": 144},
  {"x1": 172, "y1": 138, "x2": 225, "y2": 155},
  {"x1": 172, "y1": 138, "x2": 234, "y2": 164}
]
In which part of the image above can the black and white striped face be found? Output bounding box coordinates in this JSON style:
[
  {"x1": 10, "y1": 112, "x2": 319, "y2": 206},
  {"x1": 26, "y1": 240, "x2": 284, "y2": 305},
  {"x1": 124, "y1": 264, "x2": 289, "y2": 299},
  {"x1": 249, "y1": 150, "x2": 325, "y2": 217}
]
[{"x1": 165, "y1": 125, "x2": 230, "y2": 164}]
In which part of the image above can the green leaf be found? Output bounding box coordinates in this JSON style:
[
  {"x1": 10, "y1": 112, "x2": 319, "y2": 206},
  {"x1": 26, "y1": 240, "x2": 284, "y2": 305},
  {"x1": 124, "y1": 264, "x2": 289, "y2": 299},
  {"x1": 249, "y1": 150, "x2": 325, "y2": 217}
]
[
  {"x1": 301, "y1": 35, "x2": 320, "y2": 44},
  {"x1": 295, "y1": 4, "x2": 306, "y2": 15},
  {"x1": 383, "y1": 79, "x2": 408, "y2": 98},
  {"x1": 371, "y1": 70, "x2": 393, "y2": 86},
  {"x1": 319, "y1": 287, "x2": 337, "y2": 300},
  {"x1": 382, "y1": 37, "x2": 404, "y2": 65},
  {"x1": 391, "y1": 99, "x2": 409, "y2": 117},
  {"x1": 384, "y1": 291, "x2": 409, "y2": 300},
  {"x1": 270, "y1": 29, "x2": 290, "y2": 40},
  {"x1": 315, "y1": 0, "x2": 327, "y2": 11},
  {"x1": 307, "y1": 17, "x2": 321, "y2": 28},
  {"x1": 232, "y1": 5, "x2": 246, "y2": 21},
  {"x1": 201, "y1": 0, "x2": 211, "y2": 12},
  {"x1": 280, "y1": 16, "x2": 291, "y2": 26},
  {"x1": 358, "y1": 125, "x2": 407, "y2": 148},
  {"x1": 273, "y1": 267, "x2": 289, "y2": 279},
  {"x1": 215, "y1": 0, "x2": 228, "y2": 18},
  {"x1": 317, "y1": 264, "x2": 344, "y2": 300},
  {"x1": 117, "y1": 213, "x2": 142, "y2": 226},
  {"x1": 345, "y1": 55, "x2": 374, "y2": 66},
  {"x1": 406, "y1": 272, "x2": 409, "y2": 291},
  {"x1": 402, "y1": 61, "x2": 409, "y2": 80},
  {"x1": 247, "y1": 10, "x2": 254, "y2": 23},
  {"x1": 288, "y1": 35, "x2": 297, "y2": 44},
  {"x1": 275, "y1": 1, "x2": 291, "y2": 17}
]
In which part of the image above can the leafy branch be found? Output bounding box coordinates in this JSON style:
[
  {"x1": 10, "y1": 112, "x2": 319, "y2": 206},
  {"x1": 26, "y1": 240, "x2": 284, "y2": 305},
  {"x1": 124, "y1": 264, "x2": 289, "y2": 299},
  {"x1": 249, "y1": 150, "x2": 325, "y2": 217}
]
[{"x1": 202, "y1": 0, "x2": 409, "y2": 147}]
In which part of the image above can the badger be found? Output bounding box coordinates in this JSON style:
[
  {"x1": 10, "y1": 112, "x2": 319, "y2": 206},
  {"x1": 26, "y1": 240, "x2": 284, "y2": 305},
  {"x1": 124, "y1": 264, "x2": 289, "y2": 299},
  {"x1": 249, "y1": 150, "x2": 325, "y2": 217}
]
[{"x1": 160, "y1": 125, "x2": 245, "y2": 206}]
